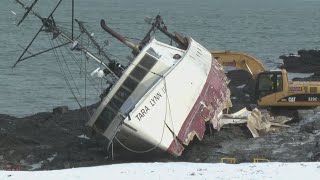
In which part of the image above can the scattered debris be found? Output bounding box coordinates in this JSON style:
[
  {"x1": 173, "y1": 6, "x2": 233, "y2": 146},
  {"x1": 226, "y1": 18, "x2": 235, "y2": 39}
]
[
  {"x1": 220, "y1": 158, "x2": 237, "y2": 164},
  {"x1": 220, "y1": 108, "x2": 292, "y2": 137},
  {"x1": 77, "y1": 134, "x2": 90, "y2": 140},
  {"x1": 253, "y1": 158, "x2": 270, "y2": 163}
]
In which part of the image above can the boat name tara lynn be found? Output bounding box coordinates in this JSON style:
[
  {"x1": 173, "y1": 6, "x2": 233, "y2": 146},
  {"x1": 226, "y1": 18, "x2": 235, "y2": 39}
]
[{"x1": 135, "y1": 87, "x2": 167, "y2": 121}]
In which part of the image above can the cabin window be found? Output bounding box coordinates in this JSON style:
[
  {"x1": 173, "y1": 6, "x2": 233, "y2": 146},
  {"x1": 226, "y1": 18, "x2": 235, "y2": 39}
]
[
  {"x1": 275, "y1": 74, "x2": 283, "y2": 92},
  {"x1": 94, "y1": 106, "x2": 117, "y2": 133},
  {"x1": 257, "y1": 73, "x2": 283, "y2": 98},
  {"x1": 147, "y1": 47, "x2": 161, "y2": 59},
  {"x1": 140, "y1": 53, "x2": 158, "y2": 69},
  {"x1": 130, "y1": 65, "x2": 148, "y2": 81},
  {"x1": 116, "y1": 87, "x2": 131, "y2": 100},
  {"x1": 109, "y1": 98, "x2": 123, "y2": 110},
  {"x1": 93, "y1": 53, "x2": 158, "y2": 132},
  {"x1": 123, "y1": 76, "x2": 139, "y2": 91},
  {"x1": 258, "y1": 74, "x2": 273, "y2": 91},
  {"x1": 310, "y1": 87, "x2": 317, "y2": 93}
]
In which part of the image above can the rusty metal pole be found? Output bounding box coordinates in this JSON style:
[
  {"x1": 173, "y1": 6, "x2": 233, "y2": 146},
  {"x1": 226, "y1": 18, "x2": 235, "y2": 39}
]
[{"x1": 100, "y1": 19, "x2": 140, "y2": 54}]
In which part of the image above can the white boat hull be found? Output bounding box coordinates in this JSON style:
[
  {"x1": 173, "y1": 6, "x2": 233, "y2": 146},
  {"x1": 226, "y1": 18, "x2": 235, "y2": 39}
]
[{"x1": 116, "y1": 39, "x2": 230, "y2": 156}]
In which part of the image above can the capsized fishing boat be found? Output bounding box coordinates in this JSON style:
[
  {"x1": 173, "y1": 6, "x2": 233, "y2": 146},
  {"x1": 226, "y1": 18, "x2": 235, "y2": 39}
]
[
  {"x1": 87, "y1": 17, "x2": 232, "y2": 156},
  {"x1": 13, "y1": 0, "x2": 231, "y2": 156}
]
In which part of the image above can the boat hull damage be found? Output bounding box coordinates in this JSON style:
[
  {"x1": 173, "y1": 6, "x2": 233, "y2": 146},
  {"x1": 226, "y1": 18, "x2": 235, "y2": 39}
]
[{"x1": 168, "y1": 58, "x2": 231, "y2": 156}]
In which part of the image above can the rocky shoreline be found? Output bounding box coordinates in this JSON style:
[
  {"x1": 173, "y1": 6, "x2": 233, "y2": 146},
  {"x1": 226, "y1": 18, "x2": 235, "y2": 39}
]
[
  {"x1": 1, "y1": 70, "x2": 320, "y2": 170},
  {"x1": 280, "y1": 49, "x2": 320, "y2": 74}
]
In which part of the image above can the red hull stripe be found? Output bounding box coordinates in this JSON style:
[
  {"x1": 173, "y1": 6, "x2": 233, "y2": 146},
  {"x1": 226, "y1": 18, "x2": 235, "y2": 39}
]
[{"x1": 167, "y1": 60, "x2": 228, "y2": 156}]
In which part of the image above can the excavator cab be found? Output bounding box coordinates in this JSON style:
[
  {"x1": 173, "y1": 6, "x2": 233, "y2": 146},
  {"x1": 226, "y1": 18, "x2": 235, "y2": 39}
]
[{"x1": 255, "y1": 71, "x2": 283, "y2": 100}]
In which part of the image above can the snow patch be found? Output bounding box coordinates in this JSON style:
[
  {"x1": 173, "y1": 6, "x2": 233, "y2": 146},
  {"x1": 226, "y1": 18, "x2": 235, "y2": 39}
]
[
  {"x1": 47, "y1": 153, "x2": 57, "y2": 162},
  {"x1": 1, "y1": 162, "x2": 320, "y2": 180},
  {"x1": 30, "y1": 161, "x2": 44, "y2": 171},
  {"x1": 77, "y1": 134, "x2": 90, "y2": 140},
  {"x1": 236, "y1": 84, "x2": 246, "y2": 89},
  {"x1": 29, "y1": 153, "x2": 58, "y2": 170}
]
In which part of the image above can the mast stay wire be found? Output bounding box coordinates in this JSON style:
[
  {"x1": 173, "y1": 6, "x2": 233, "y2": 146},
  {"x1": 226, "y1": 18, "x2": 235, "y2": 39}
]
[
  {"x1": 57, "y1": 36, "x2": 104, "y2": 93},
  {"x1": 51, "y1": 35, "x2": 94, "y2": 126},
  {"x1": 48, "y1": 34, "x2": 83, "y2": 108},
  {"x1": 54, "y1": 38, "x2": 83, "y2": 100}
]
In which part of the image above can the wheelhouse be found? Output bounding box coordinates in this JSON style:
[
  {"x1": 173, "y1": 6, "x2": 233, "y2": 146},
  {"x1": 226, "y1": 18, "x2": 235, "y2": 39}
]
[
  {"x1": 87, "y1": 38, "x2": 185, "y2": 145},
  {"x1": 255, "y1": 71, "x2": 283, "y2": 100}
]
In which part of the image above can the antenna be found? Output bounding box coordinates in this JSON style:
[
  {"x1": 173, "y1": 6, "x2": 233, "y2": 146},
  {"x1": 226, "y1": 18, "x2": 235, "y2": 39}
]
[
  {"x1": 75, "y1": 19, "x2": 113, "y2": 63},
  {"x1": 141, "y1": 15, "x2": 188, "y2": 49},
  {"x1": 72, "y1": 0, "x2": 74, "y2": 39}
]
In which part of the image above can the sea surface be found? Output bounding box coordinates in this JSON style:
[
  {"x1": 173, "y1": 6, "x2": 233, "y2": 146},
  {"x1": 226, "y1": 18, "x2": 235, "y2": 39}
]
[{"x1": 0, "y1": 0, "x2": 319, "y2": 117}]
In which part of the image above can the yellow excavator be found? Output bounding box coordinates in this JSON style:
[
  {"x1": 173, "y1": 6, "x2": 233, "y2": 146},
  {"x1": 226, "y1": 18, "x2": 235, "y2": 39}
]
[{"x1": 211, "y1": 51, "x2": 320, "y2": 107}]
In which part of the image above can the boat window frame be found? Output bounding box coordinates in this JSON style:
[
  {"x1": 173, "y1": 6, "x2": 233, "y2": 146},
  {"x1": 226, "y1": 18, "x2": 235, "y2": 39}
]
[{"x1": 93, "y1": 53, "x2": 158, "y2": 133}]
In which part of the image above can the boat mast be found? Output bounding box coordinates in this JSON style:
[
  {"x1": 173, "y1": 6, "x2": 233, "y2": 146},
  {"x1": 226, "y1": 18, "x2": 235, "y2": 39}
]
[
  {"x1": 13, "y1": 0, "x2": 64, "y2": 67},
  {"x1": 75, "y1": 19, "x2": 114, "y2": 63},
  {"x1": 141, "y1": 15, "x2": 188, "y2": 49},
  {"x1": 13, "y1": 0, "x2": 120, "y2": 79}
]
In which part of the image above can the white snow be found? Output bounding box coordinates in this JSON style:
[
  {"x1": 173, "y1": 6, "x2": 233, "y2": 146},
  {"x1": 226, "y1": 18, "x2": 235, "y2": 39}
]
[
  {"x1": 236, "y1": 84, "x2": 246, "y2": 89},
  {"x1": 1, "y1": 162, "x2": 320, "y2": 180},
  {"x1": 47, "y1": 153, "x2": 58, "y2": 162},
  {"x1": 29, "y1": 153, "x2": 58, "y2": 170},
  {"x1": 77, "y1": 134, "x2": 90, "y2": 140},
  {"x1": 30, "y1": 161, "x2": 44, "y2": 171}
]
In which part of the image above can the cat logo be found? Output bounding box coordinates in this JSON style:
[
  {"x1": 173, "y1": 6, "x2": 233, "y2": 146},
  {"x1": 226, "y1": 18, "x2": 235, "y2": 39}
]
[{"x1": 288, "y1": 97, "x2": 296, "y2": 102}]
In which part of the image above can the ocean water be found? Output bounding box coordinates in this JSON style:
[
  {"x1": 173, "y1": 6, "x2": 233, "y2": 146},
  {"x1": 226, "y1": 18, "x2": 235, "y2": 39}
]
[{"x1": 0, "y1": 0, "x2": 319, "y2": 117}]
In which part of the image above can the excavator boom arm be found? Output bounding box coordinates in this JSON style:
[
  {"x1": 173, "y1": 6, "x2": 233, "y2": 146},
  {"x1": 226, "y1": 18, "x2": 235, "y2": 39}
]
[{"x1": 211, "y1": 51, "x2": 267, "y2": 79}]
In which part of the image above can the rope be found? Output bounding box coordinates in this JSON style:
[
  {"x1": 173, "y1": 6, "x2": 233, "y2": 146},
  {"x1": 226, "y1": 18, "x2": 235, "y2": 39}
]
[{"x1": 163, "y1": 77, "x2": 177, "y2": 138}]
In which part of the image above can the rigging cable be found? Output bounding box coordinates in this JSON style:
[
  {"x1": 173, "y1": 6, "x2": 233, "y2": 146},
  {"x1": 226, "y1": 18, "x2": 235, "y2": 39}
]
[
  {"x1": 57, "y1": 36, "x2": 111, "y2": 118},
  {"x1": 84, "y1": 50, "x2": 87, "y2": 107},
  {"x1": 48, "y1": 34, "x2": 82, "y2": 108},
  {"x1": 55, "y1": 38, "x2": 83, "y2": 99},
  {"x1": 54, "y1": 36, "x2": 94, "y2": 126},
  {"x1": 58, "y1": 37, "x2": 102, "y2": 93}
]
